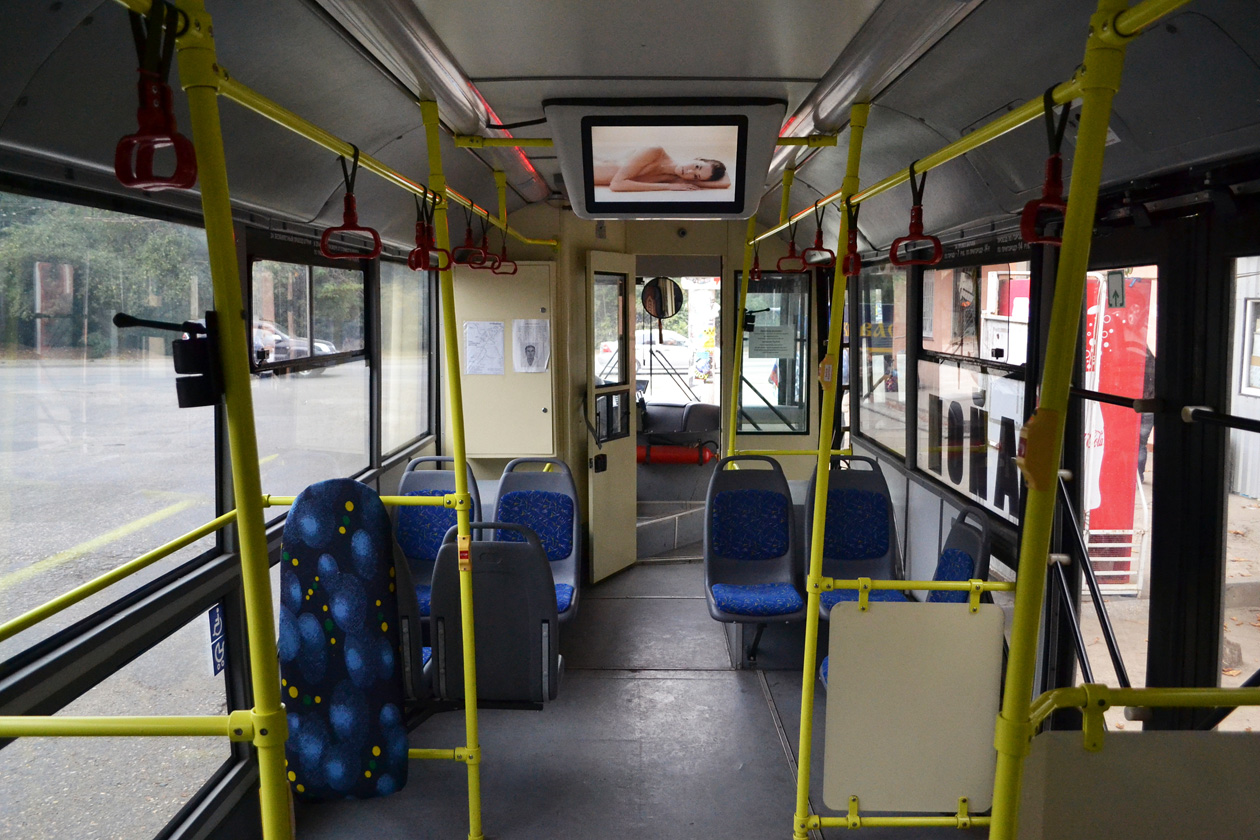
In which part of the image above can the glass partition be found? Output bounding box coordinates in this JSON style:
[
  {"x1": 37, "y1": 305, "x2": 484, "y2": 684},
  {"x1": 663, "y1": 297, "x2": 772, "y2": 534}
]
[{"x1": 737, "y1": 271, "x2": 809, "y2": 434}]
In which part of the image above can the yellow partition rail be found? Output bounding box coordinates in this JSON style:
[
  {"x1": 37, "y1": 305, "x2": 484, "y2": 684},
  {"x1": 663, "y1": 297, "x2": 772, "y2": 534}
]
[
  {"x1": 791, "y1": 99, "x2": 869, "y2": 840},
  {"x1": 771, "y1": 0, "x2": 1196, "y2": 837},
  {"x1": 0, "y1": 4, "x2": 493, "y2": 840},
  {"x1": 724, "y1": 215, "x2": 760, "y2": 457}
]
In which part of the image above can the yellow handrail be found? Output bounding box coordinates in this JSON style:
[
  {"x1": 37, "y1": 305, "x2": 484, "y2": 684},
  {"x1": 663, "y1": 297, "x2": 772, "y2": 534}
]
[
  {"x1": 0, "y1": 510, "x2": 238, "y2": 644},
  {"x1": 421, "y1": 98, "x2": 486, "y2": 840},
  {"x1": 0, "y1": 712, "x2": 253, "y2": 739},
  {"x1": 1029, "y1": 684, "x2": 1260, "y2": 729},
  {"x1": 734, "y1": 448, "x2": 851, "y2": 458},
  {"x1": 792, "y1": 99, "x2": 870, "y2": 840},
  {"x1": 751, "y1": 0, "x2": 1193, "y2": 246}
]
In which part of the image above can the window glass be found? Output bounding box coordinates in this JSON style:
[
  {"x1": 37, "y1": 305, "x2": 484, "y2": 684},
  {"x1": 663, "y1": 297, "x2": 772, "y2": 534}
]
[
  {"x1": 738, "y1": 272, "x2": 809, "y2": 434},
  {"x1": 250, "y1": 260, "x2": 364, "y2": 372},
  {"x1": 253, "y1": 260, "x2": 310, "y2": 363},
  {"x1": 857, "y1": 264, "x2": 906, "y2": 452},
  {"x1": 0, "y1": 192, "x2": 217, "y2": 655},
  {"x1": 1223, "y1": 255, "x2": 1260, "y2": 731},
  {"x1": 916, "y1": 359, "x2": 1025, "y2": 521},
  {"x1": 254, "y1": 359, "x2": 370, "y2": 499},
  {"x1": 592, "y1": 272, "x2": 626, "y2": 387},
  {"x1": 635, "y1": 276, "x2": 721, "y2": 405},
  {"x1": 922, "y1": 261, "x2": 1031, "y2": 364},
  {"x1": 313, "y1": 265, "x2": 364, "y2": 353},
  {"x1": 0, "y1": 613, "x2": 230, "y2": 838},
  {"x1": 380, "y1": 261, "x2": 432, "y2": 454}
]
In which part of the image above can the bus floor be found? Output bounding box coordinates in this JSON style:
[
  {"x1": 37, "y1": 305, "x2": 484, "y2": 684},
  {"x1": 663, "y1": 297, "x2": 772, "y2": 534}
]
[{"x1": 294, "y1": 557, "x2": 977, "y2": 839}]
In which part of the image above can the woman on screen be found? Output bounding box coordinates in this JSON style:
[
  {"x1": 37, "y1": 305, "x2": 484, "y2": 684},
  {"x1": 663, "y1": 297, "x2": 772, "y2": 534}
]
[{"x1": 592, "y1": 147, "x2": 729, "y2": 192}]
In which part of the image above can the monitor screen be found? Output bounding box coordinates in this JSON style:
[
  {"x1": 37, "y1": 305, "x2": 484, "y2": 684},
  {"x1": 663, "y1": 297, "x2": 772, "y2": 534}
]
[{"x1": 582, "y1": 116, "x2": 747, "y2": 216}]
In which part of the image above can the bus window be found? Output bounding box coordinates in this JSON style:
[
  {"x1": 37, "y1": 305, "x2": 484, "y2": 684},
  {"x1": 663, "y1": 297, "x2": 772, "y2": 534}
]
[{"x1": 1223, "y1": 254, "x2": 1260, "y2": 732}]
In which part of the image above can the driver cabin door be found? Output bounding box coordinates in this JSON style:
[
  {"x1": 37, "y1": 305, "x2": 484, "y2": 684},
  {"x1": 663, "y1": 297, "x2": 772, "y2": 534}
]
[{"x1": 587, "y1": 251, "x2": 638, "y2": 582}]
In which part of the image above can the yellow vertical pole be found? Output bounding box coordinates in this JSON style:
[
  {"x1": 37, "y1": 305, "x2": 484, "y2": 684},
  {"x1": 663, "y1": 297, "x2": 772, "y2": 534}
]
[
  {"x1": 793, "y1": 102, "x2": 868, "y2": 840},
  {"x1": 173, "y1": 3, "x2": 291, "y2": 838},
  {"x1": 494, "y1": 170, "x2": 509, "y2": 233},
  {"x1": 780, "y1": 166, "x2": 796, "y2": 228},
  {"x1": 419, "y1": 99, "x2": 483, "y2": 840},
  {"x1": 988, "y1": 1, "x2": 1131, "y2": 837},
  {"x1": 725, "y1": 216, "x2": 758, "y2": 457}
]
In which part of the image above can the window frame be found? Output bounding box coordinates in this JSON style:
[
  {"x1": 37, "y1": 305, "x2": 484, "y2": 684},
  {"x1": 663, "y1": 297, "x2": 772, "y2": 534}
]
[{"x1": 735, "y1": 269, "x2": 812, "y2": 436}]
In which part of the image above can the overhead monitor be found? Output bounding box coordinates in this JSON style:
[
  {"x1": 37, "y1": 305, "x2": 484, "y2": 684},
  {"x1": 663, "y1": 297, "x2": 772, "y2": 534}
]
[{"x1": 544, "y1": 99, "x2": 787, "y2": 220}]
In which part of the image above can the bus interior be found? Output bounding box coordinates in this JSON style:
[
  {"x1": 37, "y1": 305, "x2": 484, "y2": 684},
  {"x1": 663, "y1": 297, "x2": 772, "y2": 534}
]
[{"x1": 2, "y1": 1, "x2": 1260, "y2": 838}]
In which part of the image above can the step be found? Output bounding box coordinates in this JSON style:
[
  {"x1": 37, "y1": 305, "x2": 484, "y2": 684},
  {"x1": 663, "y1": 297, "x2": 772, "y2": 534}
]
[{"x1": 636, "y1": 501, "x2": 705, "y2": 559}]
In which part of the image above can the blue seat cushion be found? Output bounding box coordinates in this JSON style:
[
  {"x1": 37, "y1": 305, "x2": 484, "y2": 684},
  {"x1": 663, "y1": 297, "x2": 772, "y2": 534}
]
[
  {"x1": 422, "y1": 646, "x2": 432, "y2": 666},
  {"x1": 822, "y1": 489, "x2": 890, "y2": 561},
  {"x1": 711, "y1": 583, "x2": 804, "y2": 617},
  {"x1": 396, "y1": 489, "x2": 457, "y2": 564},
  {"x1": 711, "y1": 489, "x2": 790, "y2": 561},
  {"x1": 279, "y1": 479, "x2": 408, "y2": 801},
  {"x1": 820, "y1": 655, "x2": 829, "y2": 687},
  {"x1": 927, "y1": 548, "x2": 975, "y2": 603},
  {"x1": 555, "y1": 583, "x2": 574, "y2": 614},
  {"x1": 497, "y1": 490, "x2": 574, "y2": 561},
  {"x1": 820, "y1": 587, "x2": 907, "y2": 613},
  {"x1": 414, "y1": 584, "x2": 431, "y2": 617}
]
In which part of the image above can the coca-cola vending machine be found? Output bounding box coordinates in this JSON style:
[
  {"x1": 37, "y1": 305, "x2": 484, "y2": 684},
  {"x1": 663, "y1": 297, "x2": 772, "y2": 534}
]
[{"x1": 1081, "y1": 269, "x2": 1154, "y2": 592}]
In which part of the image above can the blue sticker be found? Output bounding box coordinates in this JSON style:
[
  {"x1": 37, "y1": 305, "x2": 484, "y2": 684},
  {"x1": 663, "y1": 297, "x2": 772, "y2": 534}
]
[{"x1": 209, "y1": 604, "x2": 226, "y2": 675}]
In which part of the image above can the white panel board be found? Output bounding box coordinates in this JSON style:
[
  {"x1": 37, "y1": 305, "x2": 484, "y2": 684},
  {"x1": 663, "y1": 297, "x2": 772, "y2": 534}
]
[
  {"x1": 823, "y1": 602, "x2": 1003, "y2": 812},
  {"x1": 1018, "y1": 731, "x2": 1260, "y2": 840}
]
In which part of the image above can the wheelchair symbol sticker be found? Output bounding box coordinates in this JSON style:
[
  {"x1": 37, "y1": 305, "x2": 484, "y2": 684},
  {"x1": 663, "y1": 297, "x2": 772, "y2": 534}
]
[{"x1": 208, "y1": 604, "x2": 225, "y2": 675}]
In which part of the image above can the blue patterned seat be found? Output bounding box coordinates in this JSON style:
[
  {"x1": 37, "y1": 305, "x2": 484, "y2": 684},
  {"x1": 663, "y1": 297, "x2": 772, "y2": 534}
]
[
  {"x1": 279, "y1": 478, "x2": 409, "y2": 801},
  {"x1": 395, "y1": 457, "x2": 481, "y2": 619},
  {"x1": 807, "y1": 457, "x2": 902, "y2": 619},
  {"x1": 494, "y1": 459, "x2": 581, "y2": 622},
  {"x1": 704, "y1": 456, "x2": 806, "y2": 636},
  {"x1": 711, "y1": 582, "x2": 805, "y2": 616}
]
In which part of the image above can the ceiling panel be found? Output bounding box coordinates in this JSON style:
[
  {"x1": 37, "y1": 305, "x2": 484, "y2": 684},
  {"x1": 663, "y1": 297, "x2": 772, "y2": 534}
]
[{"x1": 411, "y1": 0, "x2": 881, "y2": 82}]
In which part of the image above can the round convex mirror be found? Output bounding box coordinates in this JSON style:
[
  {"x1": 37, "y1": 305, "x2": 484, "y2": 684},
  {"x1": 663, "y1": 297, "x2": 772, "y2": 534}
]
[{"x1": 642, "y1": 276, "x2": 684, "y2": 320}]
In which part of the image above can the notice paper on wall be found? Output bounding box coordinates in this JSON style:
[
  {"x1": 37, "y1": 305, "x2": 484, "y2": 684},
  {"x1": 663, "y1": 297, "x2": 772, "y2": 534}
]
[
  {"x1": 464, "y1": 320, "x2": 505, "y2": 375},
  {"x1": 513, "y1": 319, "x2": 551, "y2": 372},
  {"x1": 747, "y1": 324, "x2": 795, "y2": 358}
]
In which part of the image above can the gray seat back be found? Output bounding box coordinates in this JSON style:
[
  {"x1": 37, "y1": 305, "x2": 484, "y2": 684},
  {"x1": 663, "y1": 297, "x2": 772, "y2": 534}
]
[
  {"x1": 494, "y1": 458, "x2": 580, "y2": 621},
  {"x1": 430, "y1": 522, "x2": 560, "y2": 704},
  {"x1": 927, "y1": 506, "x2": 991, "y2": 603},
  {"x1": 806, "y1": 456, "x2": 901, "y2": 581},
  {"x1": 703, "y1": 455, "x2": 802, "y2": 621}
]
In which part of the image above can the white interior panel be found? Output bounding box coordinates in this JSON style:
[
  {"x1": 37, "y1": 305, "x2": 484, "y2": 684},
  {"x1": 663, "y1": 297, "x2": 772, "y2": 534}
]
[
  {"x1": 1018, "y1": 731, "x2": 1260, "y2": 840},
  {"x1": 824, "y1": 602, "x2": 1003, "y2": 812}
]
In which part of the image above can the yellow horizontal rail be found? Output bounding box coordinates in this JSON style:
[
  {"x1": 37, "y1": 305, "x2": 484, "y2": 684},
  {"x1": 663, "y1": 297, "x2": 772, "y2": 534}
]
[
  {"x1": 216, "y1": 75, "x2": 438, "y2": 205},
  {"x1": 734, "y1": 449, "x2": 852, "y2": 458},
  {"x1": 454, "y1": 136, "x2": 554, "y2": 148},
  {"x1": 261, "y1": 494, "x2": 459, "y2": 508},
  {"x1": 813, "y1": 816, "x2": 990, "y2": 829},
  {"x1": 0, "y1": 510, "x2": 238, "y2": 644},
  {"x1": 1030, "y1": 684, "x2": 1260, "y2": 728},
  {"x1": 0, "y1": 712, "x2": 252, "y2": 740},
  {"x1": 443, "y1": 186, "x2": 558, "y2": 250},
  {"x1": 776, "y1": 135, "x2": 838, "y2": 147},
  {"x1": 409, "y1": 748, "x2": 458, "y2": 760},
  {"x1": 100, "y1": 9, "x2": 560, "y2": 254},
  {"x1": 823, "y1": 577, "x2": 1015, "y2": 593},
  {"x1": 749, "y1": 0, "x2": 1191, "y2": 246}
]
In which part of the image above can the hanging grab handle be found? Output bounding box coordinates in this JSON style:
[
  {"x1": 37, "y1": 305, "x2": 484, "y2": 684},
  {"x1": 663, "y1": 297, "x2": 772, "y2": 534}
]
[
  {"x1": 889, "y1": 161, "x2": 943, "y2": 266},
  {"x1": 451, "y1": 207, "x2": 488, "y2": 266},
  {"x1": 114, "y1": 2, "x2": 197, "y2": 191},
  {"x1": 842, "y1": 198, "x2": 862, "y2": 277},
  {"x1": 801, "y1": 201, "x2": 836, "y2": 268},
  {"x1": 749, "y1": 245, "x2": 763, "y2": 283},
  {"x1": 320, "y1": 147, "x2": 382, "y2": 260},
  {"x1": 474, "y1": 220, "x2": 502, "y2": 271},
  {"x1": 1020, "y1": 87, "x2": 1071, "y2": 246},
  {"x1": 407, "y1": 189, "x2": 451, "y2": 271},
  {"x1": 776, "y1": 219, "x2": 807, "y2": 272},
  {"x1": 491, "y1": 228, "x2": 518, "y2": 275}
]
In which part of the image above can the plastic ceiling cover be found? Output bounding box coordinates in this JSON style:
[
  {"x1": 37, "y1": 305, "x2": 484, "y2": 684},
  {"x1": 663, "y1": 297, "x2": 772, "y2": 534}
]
[{"x1": 545, "y1": 98, "x2": 786, "y2": 220}]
